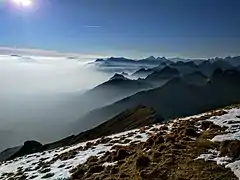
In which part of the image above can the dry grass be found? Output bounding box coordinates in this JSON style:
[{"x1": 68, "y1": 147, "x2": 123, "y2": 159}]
[{"x1": 70, "y1": 113, "x2": 238, "y2": 180}]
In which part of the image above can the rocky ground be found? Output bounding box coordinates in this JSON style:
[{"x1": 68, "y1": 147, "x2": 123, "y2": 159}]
[{"x1": 1, "y1": 105, "x2": 240, "y2": 179}]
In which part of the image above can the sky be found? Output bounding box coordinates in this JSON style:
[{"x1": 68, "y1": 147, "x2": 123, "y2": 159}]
[{"x1": 0, "y1": 0, "x2": 240, "y2": 58}]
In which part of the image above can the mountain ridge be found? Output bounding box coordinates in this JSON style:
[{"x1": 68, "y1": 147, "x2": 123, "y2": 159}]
[{"x1": 75, "y1": 68, "x2": 240, "y2": 133}]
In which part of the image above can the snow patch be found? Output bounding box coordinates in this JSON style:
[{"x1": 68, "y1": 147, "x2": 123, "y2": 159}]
[
  {"x1": 0, "y1": 123, "x2": 168, "y2": 179},
  {"x1": 198, "y1": 107, "x2": 240, "y2": 179},
  {"x1": 102, "y1": 162, "x2": 117, "y2": 167}
]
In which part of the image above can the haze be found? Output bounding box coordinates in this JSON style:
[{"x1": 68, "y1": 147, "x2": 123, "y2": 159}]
[{"x1": 0, "y1": 55, "x2": 109, "y2": 151}]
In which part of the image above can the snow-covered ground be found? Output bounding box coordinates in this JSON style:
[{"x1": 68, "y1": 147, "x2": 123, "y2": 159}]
[
  {"x1": 0, "y1": 123, "x2": 170, "y2": 180},
  {"x1": 197, "y1": 107, "x2": 240, "y2": 179}
]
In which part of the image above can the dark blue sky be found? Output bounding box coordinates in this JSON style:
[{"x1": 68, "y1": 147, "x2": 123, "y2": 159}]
[{"x1": 0, "y1": 0, "x2": 240, "y2": 58}]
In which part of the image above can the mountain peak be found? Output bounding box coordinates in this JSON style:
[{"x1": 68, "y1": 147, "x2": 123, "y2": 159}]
[
  {"x1": 95, "y1": 58, "x2": 105, "y2": 62},
  {"x1": 144, "y1": 56, "x2": 168, "y2": 61},
  {"x1": 145, "y1": 56, "x2": 156, "y2": 60},
  {"x1": 160, "y1": 66, "x2": 180, "y2": 74},
  {"x1": 156, "y1": 56, "x2": 167, "y2": 60},
  {"x1": 109, "y1": 73, "x2": 129, "y2": 81}
]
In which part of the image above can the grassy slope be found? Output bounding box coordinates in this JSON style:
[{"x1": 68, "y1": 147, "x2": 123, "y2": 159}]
[
  {"x1": 42, "y1": 106, "x2": 160, "y2": 151},
  {"x1": 70, "y1": 107, "x2": 239, "y2": 180}
]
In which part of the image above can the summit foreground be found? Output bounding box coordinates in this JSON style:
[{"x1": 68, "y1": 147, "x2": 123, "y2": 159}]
[{"x1": 1, "y1": 105, "x2": 240, "y2": 179}]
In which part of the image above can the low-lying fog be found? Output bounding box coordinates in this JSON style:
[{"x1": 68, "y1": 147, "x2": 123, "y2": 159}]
[{"x1": 0, "y1": 55, "x2": 110, "y2": 151}]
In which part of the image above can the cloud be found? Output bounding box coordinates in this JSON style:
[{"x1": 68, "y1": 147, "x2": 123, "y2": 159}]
[
  {"x1": 0, "y1": 47, "x2": 105, "y2": 59},
  {"x1": 84, "y1": 25, "x2": 101, "y2": 28}
]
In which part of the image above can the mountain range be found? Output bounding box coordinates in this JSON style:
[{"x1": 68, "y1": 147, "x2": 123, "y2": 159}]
[
  {"x1": 71, "y1": 73, "x2": 153, "y2": 116},
  {"x1": 74, "y1": 68, "x2": 240, "y2": 134},
  {"x1": 93, "y1": 56, "x2": 240, "y2": 75},
  {"x1": 56, "y1": 56, "x2": 240, "y2": 137},
  {"x1": 1, "y1": 55, "x2": 240, "y2": 165}
]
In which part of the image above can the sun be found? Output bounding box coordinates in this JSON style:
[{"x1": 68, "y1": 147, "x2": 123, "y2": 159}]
[{"x1": 12, "y1": 0, "x2": 33, "y2": 7}]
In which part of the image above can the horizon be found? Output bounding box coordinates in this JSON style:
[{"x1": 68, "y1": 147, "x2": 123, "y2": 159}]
[{"x1": 0, "y1": 46, "x2": 239, "y2": 60}]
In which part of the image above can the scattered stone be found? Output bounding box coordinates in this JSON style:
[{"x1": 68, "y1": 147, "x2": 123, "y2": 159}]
[
  {"x1": 18, "y1": 174, "x2": 28, "y2": 180},
  {"x1": 15, "y1": 170, "x2": 24, "y2": 177},
  {"x1": 220, "y1": 140, "x2": 240, "y2": 159},
  {"x1": 2, "y1": 172, "x2": 14, "y2": 178},
  {"x1": 100, "y1": 137, "x2": 112, "y2": 144},
  {"x1": 114, "y1": 148, "x2": 129, "y2": 161},
  {"x1": 58, "y1": 164, "x2": 65, "y2": 168},
  {"x1": 110, "y1": 166, "x2": 119, "y2": 174},
  {"x1": 97, "y1": 151, "x2": 105, "y2": 155},
  {"x1": 41, "y1": 151, "x2": 46, "y2": 155},
  {"x1": 130, "y1": 140, "x2": 140, "y2": 145},
  {"x1": 86, "y1": 156, "x2": 99, "y2": 165},
  {"x1": 185, "y1": 127, "x2": 198, "y2": 137},
  {"x1": 145, "y1": 136, "x2": 156, "y2": 146},
  {"x1": 8, "y1": 140, "x2": 43, "y2": 161},
  {"x1": 136, "y1": 154, "x2": 150, "y2": 169},
  {"x1": 85, "y1": 142, "x2": 94, "y2": 149},
  {"x1": 140, "y1": 127, "x2": 147, "y2": 133},
  {"x1": 201, "y1": 121, "x2": 213, "y2": 130},
  {"x1": 39, "y1": 168, "x2": 51, "y2": 173},
  {"x1": 65, "y1": 165, "x2": 73, "y2": 169},
  {"x1": 17, "y1": 166, "x2": 23, "y2": 170},
  {"x1": 227, "y1": 120, "x2": 240, "y2": 124},
  {"x1": 42, "y1": 173, "x2": 55, "y2": 179},
  {"x1": 159, "y1": 125, "x2": 168, "y2": 131},
  {"x1": 126, "y1": 132, "x2": 136, "y2": 137},
  {"x1": 99, "y1": 151, "x2": 112, "y2": 162},
  {"x1": 150, "y1": 128, "x2": 159, "y2": 133},
  {"x1": 135, "y1": 135, "x2": 142, "y2": 139},
  {"x1": 122, "y1": 138, "x2": 132, "y2": 144},
  {"x1": 29, "y1": 175, "x2": 38, "y2": 179},
  {"x1": 88, "y1": 165, "x2": 104, "y2": 174},
  {"x1": 57, "y1": 150, "x2": 78, "y2": 161}
]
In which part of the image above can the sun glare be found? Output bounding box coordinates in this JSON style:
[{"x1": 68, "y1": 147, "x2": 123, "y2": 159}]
[{"x1": 12, "y1": 0, "x2": 32, "y2": 7}]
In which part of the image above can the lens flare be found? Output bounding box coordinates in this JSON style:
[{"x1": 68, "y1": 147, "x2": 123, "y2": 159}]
[{"x1": 12, "y1": 0, "x2": 32, "y2": 7}]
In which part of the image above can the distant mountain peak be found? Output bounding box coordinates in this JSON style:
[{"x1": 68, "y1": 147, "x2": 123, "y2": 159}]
[
  {"x1": 95, "y1": 58, "x2": 105, "y2": 62},
  {"x1": 144, "y1": 56, "x2": 168, "y2": 61},
  {"x1": 156, "y1": 56, "x2": 167, "y2": 60},
  {"x1": 134, "y1": 68, "x2": 153, "y2": 73},
  {"x1": 145, "y1": 66, "x2": 180, "y2": 83},
  {"x1": 109, "y1": 73, "x2": 129, "y2": 81},
  {"x1": 132, "y1": 68, "x2": 154, "y2": 78},
  {"x1": 160, "y1": 66, "x2": 180, "y2": 74},
  {"x1": 121, "y1": 72, "x2": 129, "y2": 76},
  {"x1": 145, "y1": 56, "x2": 156, "y2": 60}
]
